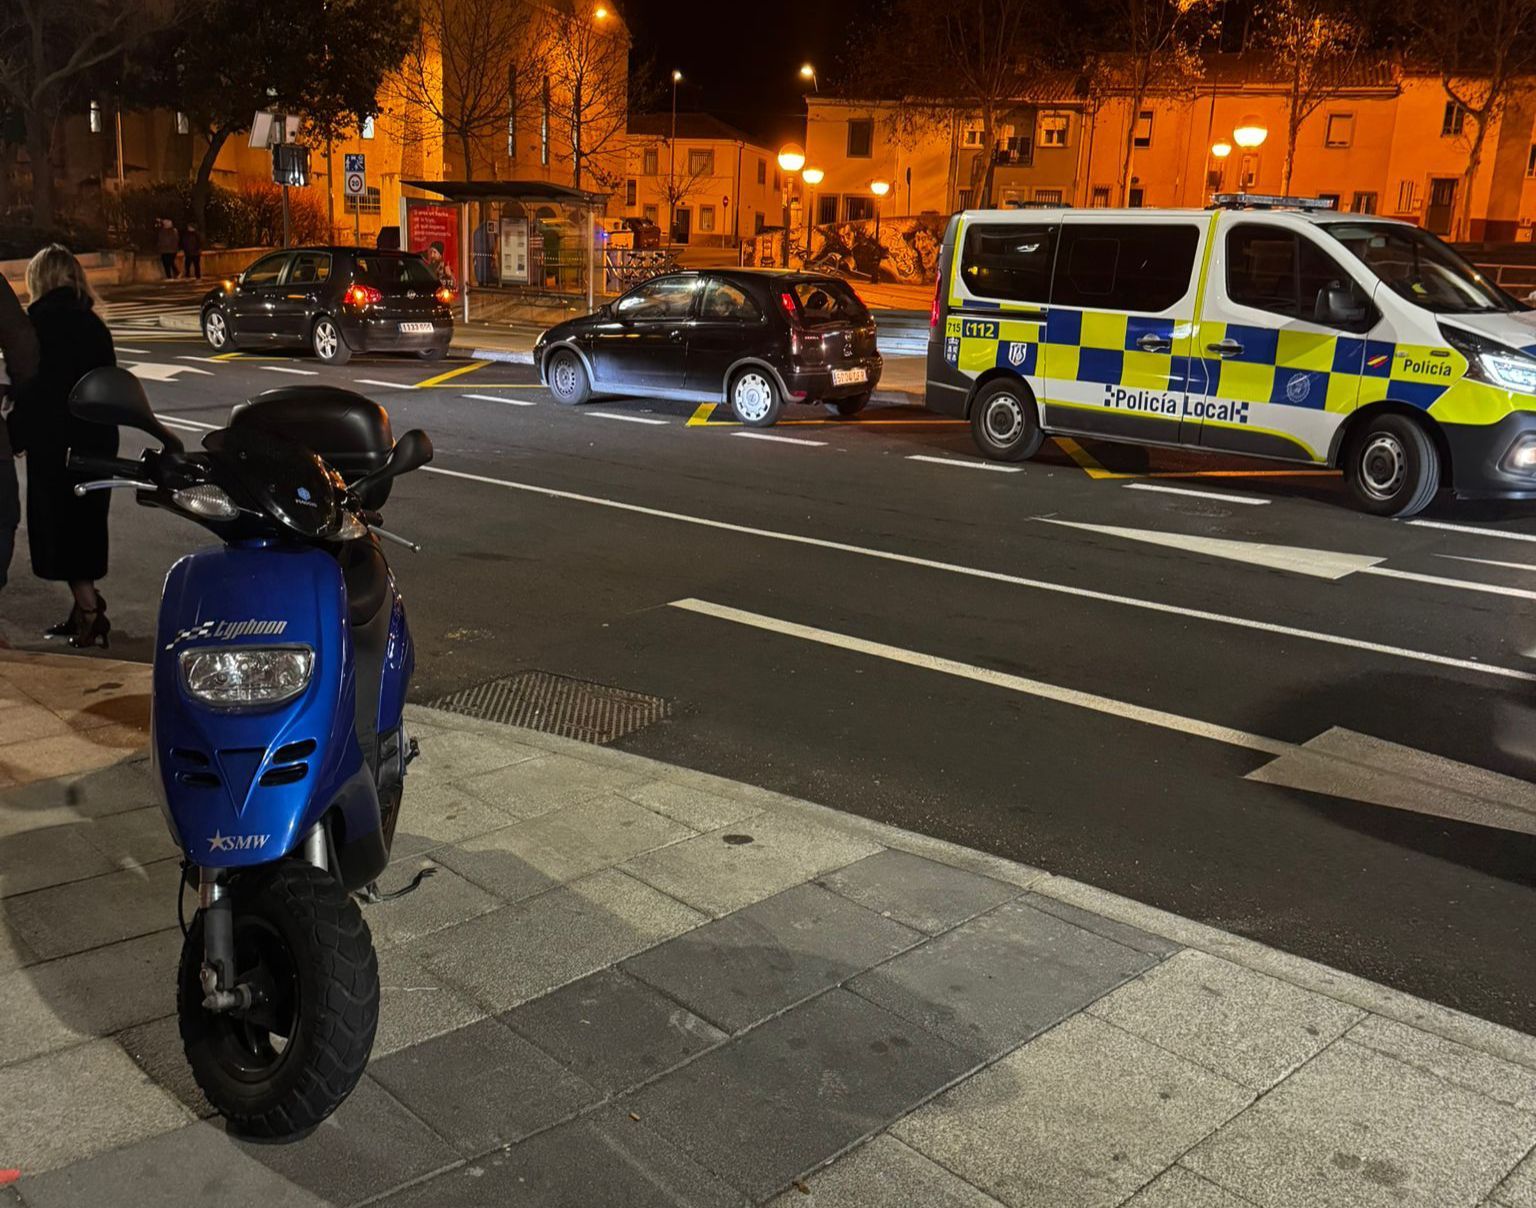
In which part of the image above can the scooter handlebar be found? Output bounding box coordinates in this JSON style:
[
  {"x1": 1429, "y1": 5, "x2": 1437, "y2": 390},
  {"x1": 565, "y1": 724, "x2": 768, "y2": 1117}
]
[{"x1": 68, "y1": 454, "x2": 146, "y2": 480}]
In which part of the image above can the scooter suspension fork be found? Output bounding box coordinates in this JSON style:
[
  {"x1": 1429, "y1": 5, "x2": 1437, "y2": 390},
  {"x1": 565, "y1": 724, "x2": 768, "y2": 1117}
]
[{"x1": 198, "y1": 869, "x2": 249, "y2": 1013}]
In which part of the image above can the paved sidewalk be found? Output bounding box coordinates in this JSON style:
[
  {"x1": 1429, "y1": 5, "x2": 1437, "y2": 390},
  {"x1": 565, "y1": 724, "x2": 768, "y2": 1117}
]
[{"x1": 3, "y1": 650, "x2": 1536, "y2": 1206}]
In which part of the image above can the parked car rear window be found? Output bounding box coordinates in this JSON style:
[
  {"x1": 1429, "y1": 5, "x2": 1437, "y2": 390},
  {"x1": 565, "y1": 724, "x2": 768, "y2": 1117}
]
[
  {"x1": 355, "y1": 255, "x2": 439, "y2": 287},
  {"x1": 288, "y1": 252, "x2": 331, "y2": 285},
  {"x1": 242, "y1": 253, "x2": 290, "y2": 287},
  {"x1": 1051, "y1": 223, "x2": 1199, "y2": 312},
  {"x1": 702, "y1": 279, "x2": 763, "y2": 321},
  {"x1": 960, "y1": 223, "x2": 1057, "y2": 304},
  {"x1": 793, "y1": 280, "x2": 868, "y2": 326}
]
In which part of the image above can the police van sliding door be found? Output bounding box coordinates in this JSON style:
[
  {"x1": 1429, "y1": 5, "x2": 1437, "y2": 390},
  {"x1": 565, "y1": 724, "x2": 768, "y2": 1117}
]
[
  {"x1": 1040, "y1": 218, "x2": 1205, "y2": 445},
  {"x1": 1192, "y1": 218, "x2": 1374, "y2": 462}
]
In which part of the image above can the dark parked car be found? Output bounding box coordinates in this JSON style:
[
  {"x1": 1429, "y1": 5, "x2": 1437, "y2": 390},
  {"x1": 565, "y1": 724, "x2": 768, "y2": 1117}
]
[
  {"x1": 201, "y1": 247, "x2": 454, "y2": 366},
  {"x1": 534, "y1": 270, "x2": 882, "y2": 426}
]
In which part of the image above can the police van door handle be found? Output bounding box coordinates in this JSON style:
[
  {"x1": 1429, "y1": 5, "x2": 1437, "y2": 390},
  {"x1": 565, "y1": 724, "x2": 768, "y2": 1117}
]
[
  {"x1": 1207, "y1": 338, "x2": 1244, "y2": 357},
  {"x1": 1136, "y1": 333, "x2": 1172, "y2": 353}
]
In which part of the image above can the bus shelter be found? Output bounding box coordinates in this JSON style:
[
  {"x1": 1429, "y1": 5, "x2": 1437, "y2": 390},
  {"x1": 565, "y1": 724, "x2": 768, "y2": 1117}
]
[{"x1": 400, "y1": 179, "x2": 610, "y2": 320}]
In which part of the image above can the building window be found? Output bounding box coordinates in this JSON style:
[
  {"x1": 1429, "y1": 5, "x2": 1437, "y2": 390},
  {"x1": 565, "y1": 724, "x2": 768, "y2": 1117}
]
[
  {"x1": 1090, "y1": 185, "x2": 1110, "y2": 208},
  {"x1": 175, "y1": 111, "x2": 190, "y2": 135},
  {"x1": 643, "y1": 203, "x2": 659, "y2": 222},
  {"x1": 643, "y1": 147, "x2": 659, "y2": 176},
  {"x1": 1528, "y1": 145, "x2": 1536, "y2": 177},
  {"x1": 1396, "y1": 179, "x2": 1417, "y2": 211},
  {"x1": 1128, "y1": 186, "x2": 1145, "y2": 207},
  {"x1": 773, "y1": 170, "x2": 780, "y2": 192},
  {"x1": 1318, "y1": 192, "x2": 1340, "y2": 210},
  {"x1": 1351, "y1": 191, "x2": 1377, "y2": 214},
  {"x1": 343, "y1": 186, "x2": 382, "y2": 215},
  {"x1": 1133, "y1": 110, "x2": 1153, "y2": 148},
  {"x1": 957, "y1": 188, "x2": 973, "y2": 209},
  {"x1": 506, "y1": 64, "x2": 517, "y2": 155},
  {"x1": 1037, "y1": 113, "x2": 1069, "y2": 149},
  {"x1": 541, "y1": 77, "x2": 551, "y2": 165},
  {"x1": 1442, "y1": 101, "x2": 1466, "y2": 137},
  {"x1": 625, "y1": 179, "x2": 637, "y2": 206},
  {"x1": 88, "y1": 101, "x2": 103, "y2": 134},
  {"x1": 816, "y1": 194, "x2": 838, "y2": 224},
  {"x1": 687, "y1": 148, "x2": 714, "y2": 176},
  {"x1": 360, "y1": 114, "x2": 375, "y2": 140},
  {"x1": 754, "y1": 212, "x2": 766, "y2": 234},
  {"x1": 1033, "y1": 187, "x2": 1063, "y2": 204},
  {"x1": 699, "y1": 204, "x2": 716, "y2": 232},
  {"x1": 844, "y1": 195, "x2": 875, "y2": 221},
  {"x1": 1324, "y1": 113, "x2": 1353, "y2": 148},
  {"x1": 961, "y1": 122, "x2": 985, "y2": 148},
  {"x1": 847, "y1": 118, "x2": 873, "y2": 158},
  {"x1": 756, "y1": 158, "x2": 766, "y2": 185}
]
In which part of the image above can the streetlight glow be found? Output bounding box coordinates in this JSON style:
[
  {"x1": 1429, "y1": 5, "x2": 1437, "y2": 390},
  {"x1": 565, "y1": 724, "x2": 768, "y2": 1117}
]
[
  {"x1": 801, "y1": 166, "x2": 824, "y2": 186},
  {"x1": 671, "y1": 69, "x2": 683, "y2": 83},
  {"x1": 1210, "y1": 141, "x2": 1233, "y2": 159},
  {"x1": 594, "y1": 5, "x2": 609, "y2": 17},
  {"x1": 869, "y1": 179, "x2": 891, "y2": 197},
  {"x1": 1232, "y1": 116, "x2": 1267, "y2": 149},
  {"x1": 777, "y1": 143, "x2": 806, "y2": 173}
]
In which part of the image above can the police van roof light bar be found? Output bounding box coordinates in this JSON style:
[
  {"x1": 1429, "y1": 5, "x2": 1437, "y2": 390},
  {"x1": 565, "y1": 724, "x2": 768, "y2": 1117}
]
[{"x1": 1211, "y1": 193, "x2": 1337, "y2": 211}]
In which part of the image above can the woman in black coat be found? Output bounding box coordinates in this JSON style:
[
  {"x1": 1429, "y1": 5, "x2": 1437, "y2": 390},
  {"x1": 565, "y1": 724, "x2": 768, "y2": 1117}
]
[{"x1": 6, "y1": 245, "x2": 118, "y2": 648}]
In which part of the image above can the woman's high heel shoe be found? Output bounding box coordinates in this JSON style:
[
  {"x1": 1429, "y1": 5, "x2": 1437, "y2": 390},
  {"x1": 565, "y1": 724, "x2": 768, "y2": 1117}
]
[
  {"x1": 45, "y1": 594, "x2": 105, "y2": 639},
  {"x1": 69, "y1": 606, "x2": 110, "y2": 650}
]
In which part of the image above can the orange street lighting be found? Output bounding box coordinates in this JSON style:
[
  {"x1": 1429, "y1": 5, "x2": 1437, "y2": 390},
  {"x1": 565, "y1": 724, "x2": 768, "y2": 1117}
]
[
  {"x1": 869, "y1": 179, "x2": 891, "y2": 196},
  {"x1": 1233, "y1": 116, "x2": 1267, "y2": 148},
  {"x1": 671, "y1": 69, "x2": 683, "y2": 83},
  {"x1": 594, "y1": 5, "x2": 609, "y2": 17},
  {"x1": 777, "y1": 143, "x2": 806, "y2": 173},
  {"x1": 801, "y1": 166, "x2": 824, "y2": 185},
  {"x1": 800, "y1": 64, "x2": 815, "y2": 79},
  {"x1": 1210, "y1": 141, "x2": 1233, "y2": 159}
]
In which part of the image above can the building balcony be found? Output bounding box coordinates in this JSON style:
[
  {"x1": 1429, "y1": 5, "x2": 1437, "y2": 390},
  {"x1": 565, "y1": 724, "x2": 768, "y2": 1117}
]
[{"x1": 993, "y1": 144, "x2": 1034, "y2": 167}]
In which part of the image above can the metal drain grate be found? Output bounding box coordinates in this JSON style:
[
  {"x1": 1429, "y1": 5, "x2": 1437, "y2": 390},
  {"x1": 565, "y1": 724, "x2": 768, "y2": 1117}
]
[{"x1": 427, "y1": 670, "x2": 671, "y2": 745}]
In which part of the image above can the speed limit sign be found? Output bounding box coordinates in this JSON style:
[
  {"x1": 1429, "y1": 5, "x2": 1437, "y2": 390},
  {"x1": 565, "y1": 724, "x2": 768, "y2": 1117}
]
[{"x1": 343, "y1": 153, "x2": 366, "y2": 197}]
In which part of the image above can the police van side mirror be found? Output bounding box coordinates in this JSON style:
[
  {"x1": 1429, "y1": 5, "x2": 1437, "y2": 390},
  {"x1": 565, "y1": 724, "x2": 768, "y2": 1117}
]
[{"x1": 1320, "y1": 285, "x2": 1370, "y2": 331}]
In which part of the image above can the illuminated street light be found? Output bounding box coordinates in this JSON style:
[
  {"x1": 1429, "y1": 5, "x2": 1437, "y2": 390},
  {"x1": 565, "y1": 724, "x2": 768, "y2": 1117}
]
[
  {"x1": 801, "y1": 166, "x2": 824, "y2": 186},
  {"x1": 801, "y1": 167, "x2": 823, "y2": 258},
  {"x1": 777, "y1": 144, "x2": 806, "y2": 173},
  {"x1": 869, "y1": 180, "x2": 891, "y2": 284},
  {"x1": 869, "y1": 179, "x2": 890, "y2": 197},
  {"x1": 594, "y1": 5, "x2": 609, "y2": 17},
  {"x1": 1210, "y1": 141, "x2": 1233, "y2": 159},
  {"x1": 800, "y1": 63, "x2": 818, "y2": 93},
  {"x1": 671, "y1": 69, "x2": 683, "y2": 83},
  {"x1": 1232, "y1": 116, "x2": 1268, "y2": 149}
]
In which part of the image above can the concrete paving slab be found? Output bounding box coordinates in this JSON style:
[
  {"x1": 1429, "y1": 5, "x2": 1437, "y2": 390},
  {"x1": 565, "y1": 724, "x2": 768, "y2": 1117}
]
[
  {"x1": 850, "y1": 898, "x2": 1157, "y2": 1058},
  {"x1": 79, "y1": 806, "x2": 180, "y2": 868},
  {"x1": 376, "y1": 1107, "x2": 748, "y2": 1208},
  {"x1": 1348, "y1": 1014, "x2": 1536, "y2": 1112},
  {"x1": 391, "y1": 777, "x2": 522, "y2": 849},
  {"x1": 428, "y1": 824, "x2": 563, "y2": 902},
  {"x1": 411, "y1": 868, "x2": 705, "y2": 1012},
  {"x1": 0, "y1": 822, "x2": 117, "y2": 898},
  {"x1": 411, "y1": 727, "x2": 543, "y2": 780},
  {"x1": 364, "y1": 859, "x2": 501, "y2": 949},
  {"x1": 5, "y1": 857, "x2": 180, "y2": 959},
  {"x1": 0, "y1": 918, "x2": 34, "y2": 974},
  {"x1": 765, "y1": 1133, "x2": 1006, "y2": 1207},
  {"x1": 503, "y1": 966, "x2": 726, "y2": 1093},
  {"x1": 1, "y1": 1039, "x2": 191, "y2": 1174},
  {"x1": 817, "y1": 850, "x2": 1020, "y2": 936},
  {"x1": 1493, "y1": 1150, "x2": 1536, "y2": 1208},
  {"x1": 369, "y1": 1018, "x2": 598, "y2": 1157},
  {"x1": 1088, "y1": 950, "x2": 1362, "y2": 1090},
  {"x1": 458, "y1": 751, "x2": 651, "y2": 818},
  {"x1": 622, "y1": 777, "x2": 764, "y2": 831},
  {"x1": 1123, "y1": 1166, "x2": 1260, "y2": 1207},
  {"x1": 0, "y1": 927, "x2": 178, "y2": 1065},
  {"x1": 622, "y1": 811, "x2": 882, "y2": 918},
  {"x1": 893, "y1": 1013, "x2": 1254, "y2": 1208},
  {"x1": 115, "y1": 1013, "x2": 214, "y2": 1119},
  {"x1": 624, "y1": 882, "x2": 921, "y2": 1032},
  {"x1": 1184, "y1": 1039, "x2": 1536, "y2": 1208},
  {"x1": 232, "y1": 1075, "x2": 459, "y2": 1205},
  {"x1": 625, "y1": 989, "x2": 975, "y2": 1201},
  {"x1": 373, "y1": 945, "x2": 488, "y2": 1059},
  {"x1": 1016, "y1": 893, "x2": 1181, "y2": 958}
]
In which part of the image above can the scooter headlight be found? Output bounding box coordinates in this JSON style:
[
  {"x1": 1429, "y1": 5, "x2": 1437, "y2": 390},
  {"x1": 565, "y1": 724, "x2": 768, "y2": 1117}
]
[{"x1": 179, "y1": 646, "x2": 314, "y2": 707}]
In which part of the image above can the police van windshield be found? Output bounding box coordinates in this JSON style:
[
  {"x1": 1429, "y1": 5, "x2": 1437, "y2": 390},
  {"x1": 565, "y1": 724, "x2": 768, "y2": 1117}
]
[{"x1": 1323, "y1": 223, "x2": 1523, "y2": 314}]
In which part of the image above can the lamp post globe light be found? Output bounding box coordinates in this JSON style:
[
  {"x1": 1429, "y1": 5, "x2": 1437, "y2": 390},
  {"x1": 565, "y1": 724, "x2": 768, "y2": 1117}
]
[
  {"x1": 800, "y1": 63, "x2": 818, "y2": 92},
  {"x1": 1232, "y1": 116, "x2": 1267, "y2": 148},
  {"x1": 869, "y1": 179, "x2": 890, "y2": 284},
  {"x1": 801, "y1": 167, "x2": 823, "y2": 260},
  {"x1": 1211, "y1": 141, "x2": 1233, "y2": 159},
  {"x1": 777, "y1": 143, "x2": 805, "y2": 267}
]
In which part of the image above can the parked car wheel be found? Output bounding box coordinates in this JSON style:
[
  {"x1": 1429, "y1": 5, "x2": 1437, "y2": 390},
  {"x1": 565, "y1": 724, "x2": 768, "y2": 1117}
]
[
  {"x1": 311, "y1": 315, "x2": 352, "y2": 366},
  {"x1": 546, "y1": 349, "x2": 592, "y2": 405},
  {"x1": 730, "y1": 368, "x2": 782, "y2": 427},
  {"x1": 1344, "y1": 413, "x2": 1441, "y2": 517},
  {"x1": 203, "y1": 307, "x2": 235, "y2": 352},
  {"x1": 829, "y1": 391, "x2": 870, "y2": 417},
  {"x1": 416, "y1": 345, "x2": 446, "y2": 361},
  {"x1": 970, "y1": 378, "x2": 1044, "y2": 461}
]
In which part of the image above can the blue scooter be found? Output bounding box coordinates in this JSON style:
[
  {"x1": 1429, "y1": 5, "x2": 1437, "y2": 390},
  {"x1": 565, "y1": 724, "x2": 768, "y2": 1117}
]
[{"x1": 68, "y1": 367, "x2": 432, "y2": 1137}]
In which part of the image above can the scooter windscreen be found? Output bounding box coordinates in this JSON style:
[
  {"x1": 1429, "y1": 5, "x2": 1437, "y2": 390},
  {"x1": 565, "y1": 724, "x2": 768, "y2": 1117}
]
[{"x1": 203, "y1": 424, "x2": 348, "y2": 540}]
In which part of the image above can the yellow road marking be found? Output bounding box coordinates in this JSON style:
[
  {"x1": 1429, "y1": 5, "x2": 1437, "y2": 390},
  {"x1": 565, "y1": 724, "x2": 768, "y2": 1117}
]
[
  {"x1": 414, "y1": 359, "x2": 490, "y2": 389},
  {"x1": 212, "y1": 351, "x2": 244, "y2": 362},
  {"x1": 687, "y1": 403, "x2": 715, "y2": 427},
  {"x1": 1053, "y1": 437, "x2": 1125, "y2": 480}
]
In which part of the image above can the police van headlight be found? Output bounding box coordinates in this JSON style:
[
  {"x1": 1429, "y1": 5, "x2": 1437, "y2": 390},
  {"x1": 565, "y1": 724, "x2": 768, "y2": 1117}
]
[
  {"x1": 1441, "y1": 324, "x2": 1536, "y2": 394},
  {"x1": 180, "y1": 647, "x2": 314, "y2": 707}
]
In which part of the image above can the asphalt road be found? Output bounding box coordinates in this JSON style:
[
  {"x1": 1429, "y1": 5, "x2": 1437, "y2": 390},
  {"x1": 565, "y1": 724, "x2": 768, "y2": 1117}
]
[{"x1": 9, "y1": 322, "x2": 1536, "y2": 1032}]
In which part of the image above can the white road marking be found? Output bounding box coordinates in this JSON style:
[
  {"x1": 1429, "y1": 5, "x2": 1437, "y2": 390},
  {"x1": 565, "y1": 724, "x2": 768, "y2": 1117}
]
[
  {"x1": 116, "y1": 347, "x2": 150, "y2": 355},
  {"x1": 1039, "y1": 519, "x2": 1382, "y2": 580},
  {"x1": 1407, "y1": 519, "x2": 1536, "y2": 543},
  {"x1": 586, "y1": 411, "x2": 670, "y2": 425},
  {"x1": 462, "y1": 393, "x2": 536, "y2": 407},
  {"x1": 1438, "y1": 553, "x2": 1536, "y2": 573},
  {"x1": 1360, "y1": 565, "x2": 1536, "y2": 601},
  {"x1": 176, "y1": 355, "x2": 224, "y2": 364},
  {"x1": 907, "y1": 455, "x2": 1023, "y2": 473},
  {"x1": 423, "y1": 464, "x2": 1536, "y2": 684},
  {"x1": 124, "y1": 363, "x2": 214, "y2": 381},
  {"x1": 673, "y1": 598, "x2": 1536, "y2": 835},
  {"x1": 155, "y1": 414, "x2": 219, "y2": 431},
  {"x1": 731, "y1": 431, "x2": 826, "y2": 447},
  {"x1": 260, "y1": 365, "x2": 319, "y2": 376},
  {"x1": 1124, "y1": 482, "x2": 1269, "y2": 505},
  {"x1": 354, "y1": 378, "x2": 416, "y2": 390}
]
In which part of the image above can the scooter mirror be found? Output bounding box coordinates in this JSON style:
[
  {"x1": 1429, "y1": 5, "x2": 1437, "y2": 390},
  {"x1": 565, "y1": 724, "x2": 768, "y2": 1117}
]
[
  {"x1": 349, "y1": 428, "x2": 433, "y2": 500},
  {"x1": 68, "y1": 366, "x2": 186, "y2": 454}
]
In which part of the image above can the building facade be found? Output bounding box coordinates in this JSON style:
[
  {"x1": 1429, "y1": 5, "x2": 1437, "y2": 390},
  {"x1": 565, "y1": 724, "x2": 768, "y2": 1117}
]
[{"x1": 622, "y1": 114, "x2": 780, "y2": 246}]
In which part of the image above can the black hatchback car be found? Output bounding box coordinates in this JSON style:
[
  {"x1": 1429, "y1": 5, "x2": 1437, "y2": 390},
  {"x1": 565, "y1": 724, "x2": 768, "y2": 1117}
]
[
  {"x1": 201, "y1": 248, "x2": 454, "y2": 366},
  {"x1": 534, "y1": 270, "x2": 882, "y2": 425}
]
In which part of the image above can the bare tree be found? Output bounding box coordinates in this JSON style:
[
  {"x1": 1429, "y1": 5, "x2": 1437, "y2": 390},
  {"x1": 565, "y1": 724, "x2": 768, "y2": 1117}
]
[
  {"x1": 537, "y1": 0, "x2": 629, "y2": 189},
  {"x1": 1412, "y1": 0, "x2": 1536, "y2": 238},
  {"x1": 0, "y1": 0, "x2": 164, "y2": 226},
  {"x1": 1259, "y1": 0, "x2": 1364, "y2": 192}
]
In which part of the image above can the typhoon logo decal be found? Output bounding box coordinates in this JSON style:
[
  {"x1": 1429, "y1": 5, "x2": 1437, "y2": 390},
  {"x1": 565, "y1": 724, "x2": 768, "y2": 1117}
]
[
  {"x1": 165, "y1": 619, "x2": 289, "y2": 650},
  {"x1": 1284, "y1": 372, "x2": 1312, "y2": 403}
]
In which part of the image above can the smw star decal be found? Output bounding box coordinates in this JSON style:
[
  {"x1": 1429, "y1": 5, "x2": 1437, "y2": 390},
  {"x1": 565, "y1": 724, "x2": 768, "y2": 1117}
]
[{"x1": 207, "y1": 831, "x2": 270, "y2": 853}]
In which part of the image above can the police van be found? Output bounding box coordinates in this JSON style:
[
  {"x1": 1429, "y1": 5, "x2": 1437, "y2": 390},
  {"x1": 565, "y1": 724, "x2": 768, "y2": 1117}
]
[{"x1": 926, "y1": 195, "x2": 1536, "y2": 516}]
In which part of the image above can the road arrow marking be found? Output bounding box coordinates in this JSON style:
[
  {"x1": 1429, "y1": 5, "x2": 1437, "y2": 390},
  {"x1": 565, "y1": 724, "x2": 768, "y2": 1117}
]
[
  {"x1": 1038, "y1": 519, "x2": 1382, "y2": 580},
  {"x1": 125, "y1": 362, "x2": 214, "y2": 381},
  {"x1": 672, "y1": 597, "x2": 1536, "y2": 835}
]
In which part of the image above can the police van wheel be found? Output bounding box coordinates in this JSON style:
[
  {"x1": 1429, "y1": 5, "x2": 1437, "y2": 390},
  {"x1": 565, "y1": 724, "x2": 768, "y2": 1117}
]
[
  {"x1": 1345, "y1": 414, "x2": 1441, "y2": 518},
  {"x1": 970, "y1": 381, "x2": 1043, "y2": 462}
]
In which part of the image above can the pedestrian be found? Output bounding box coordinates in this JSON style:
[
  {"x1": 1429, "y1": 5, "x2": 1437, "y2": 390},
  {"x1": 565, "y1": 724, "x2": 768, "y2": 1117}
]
[
  {"x1": 5, "y1": 245, "x2": 118, "y2": 648},
  {"x1": 0, "y1": 272, "x2": 40, "y2": 642},
  {"x1": 180, "y1": 222, "x2": 202, "y2": 279},
  {"x1": 156, "y1": 218, "x2": 179, "y2": 279}
]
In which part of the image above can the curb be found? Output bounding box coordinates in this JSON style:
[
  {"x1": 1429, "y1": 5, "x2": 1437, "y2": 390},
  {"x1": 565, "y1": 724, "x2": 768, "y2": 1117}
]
[
  {"x1": 156, "y1": 314, "x2": 201, "y2": 333},
  {"x1": 454, "y1": 346, "x2": 536, "y2": 364}
]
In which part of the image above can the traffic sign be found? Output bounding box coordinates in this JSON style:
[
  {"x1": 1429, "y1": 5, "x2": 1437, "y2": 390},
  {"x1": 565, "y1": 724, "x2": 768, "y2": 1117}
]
[{"x1": 344, "y1": 153, "x2": 366, "y2": 197}]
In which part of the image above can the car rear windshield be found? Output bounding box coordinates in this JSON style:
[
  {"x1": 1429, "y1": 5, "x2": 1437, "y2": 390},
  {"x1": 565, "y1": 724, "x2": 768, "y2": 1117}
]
[
  {"x1": 792, "y1": 280, "x2": 868, "y2": 326},
  {"x1": 355, "y1": 255, "x2": 439, "y2": 287}
]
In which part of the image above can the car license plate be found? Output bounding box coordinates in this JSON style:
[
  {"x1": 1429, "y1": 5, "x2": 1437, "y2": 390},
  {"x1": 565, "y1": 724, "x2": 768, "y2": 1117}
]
[
  {"x1": 399, "y1": 322, "x2": 434, "y2": 334},
  {"x1": 831, "y1": 367, "x2": 867, "y2": 386}
]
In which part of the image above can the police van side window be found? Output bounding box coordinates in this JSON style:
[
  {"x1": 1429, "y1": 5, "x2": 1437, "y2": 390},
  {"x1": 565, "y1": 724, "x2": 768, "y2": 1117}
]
[
  {"x1": 960, "y1": 224, "x2": 1057, "y2": 304},
  {"x1": 1051, "y1": 223, "x2": 1198, "y2": 312},
  {"x1": 1227, "y1": 224, "x2": 1373, "y2": 330}
]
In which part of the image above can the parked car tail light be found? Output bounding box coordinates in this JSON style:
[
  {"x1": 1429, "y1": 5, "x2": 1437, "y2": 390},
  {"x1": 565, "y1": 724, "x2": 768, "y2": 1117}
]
[
  {"x1": 778, "y1": 291, "x2": 798, "y2": 320},
  {"x1": 345, "y1": 283, "x2": 383, "y2": 308},
  {"x1": 436, "y1": 286, "x2": 455, "y2": 305},
  {"x1": 930, "y1": 276, "x2": 942, "y2": 328}
]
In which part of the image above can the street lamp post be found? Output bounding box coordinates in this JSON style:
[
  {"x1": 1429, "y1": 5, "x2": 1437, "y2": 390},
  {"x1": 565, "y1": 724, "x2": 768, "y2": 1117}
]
[
  {"x1": 869, "y1": 178, "x2": 890, "y2": 285},
  {"x1": 777, "y1": 143, "x2": 805, "y2": 268},
  {"x1": 1231, "y1": 116, "x2": 1267, "y2": 193},
  {"x1": 1209, "y1": 140, "x2": 1232, "y2": 200},
  {"x1": 669, "y1": 70, "x2": 682, "y2": 243},
  {"x1": 801, "y1": 166, "x2": 823, "y2": 266},
  {"x1": 799, "y1": 63, "x2": 818, "y2": 93}
]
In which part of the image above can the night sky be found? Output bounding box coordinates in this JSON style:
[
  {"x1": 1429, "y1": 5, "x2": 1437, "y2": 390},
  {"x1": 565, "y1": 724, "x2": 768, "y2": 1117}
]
[{"x1": 620, "y1": 0, "x2": 878, "y2": 149}]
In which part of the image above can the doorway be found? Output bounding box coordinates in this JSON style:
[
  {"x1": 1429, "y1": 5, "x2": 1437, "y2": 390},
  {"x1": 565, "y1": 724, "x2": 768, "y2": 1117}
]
[
  {"x1": 674, "y1": 207, "x2": 691, "y2": 244},
  {"x1": 1426, "y1": 178, "x2": 1458, "y2": 236}
]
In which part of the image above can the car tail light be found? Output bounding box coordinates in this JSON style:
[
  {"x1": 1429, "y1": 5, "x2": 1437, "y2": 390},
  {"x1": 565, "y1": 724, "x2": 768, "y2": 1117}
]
[
  {"x1": 930, "y1": 276, "x2": 942, "y2": 328},
  {"x1": 436, "y1": 286, "x2": 455, "y2": 305},
  {"x1": 345, "y1": 283, "x2": 382, "y2": 308},
  {"x1": 778, "y1": 291, "x2": 798, "y2": 320}
]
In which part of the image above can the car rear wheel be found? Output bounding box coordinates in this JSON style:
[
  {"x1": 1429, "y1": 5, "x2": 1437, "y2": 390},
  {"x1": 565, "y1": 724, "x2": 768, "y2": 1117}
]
[
  {"x1": 311, "y1": 316, "x2": 351, "y2": 366},
  {"x1": 547, "y1": 349, "x2": 591, "y2": 405},
  {"x1": 416, "y1": 345, "x2": 446, "y2": 362},
  {"x1": 1345, "y1": 413, "x2": 1441, "y2": 517},
  {"x1": 970, "y1": 379, "x2": 1044, "y2": 462},
  {"x1": 203, "y1": 307, "x2": 235, "y2": 352},
  {"x1": 730, "y1": 368, "x2": 782, "y2": 427},
  {"x1": 829, "y1": 391, "x2": 870, "y2": 417}
]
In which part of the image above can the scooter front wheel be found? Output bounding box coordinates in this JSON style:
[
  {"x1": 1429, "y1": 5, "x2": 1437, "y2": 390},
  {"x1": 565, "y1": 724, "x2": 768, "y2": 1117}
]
[{"x1": 178, "y1": 861, "x2": 379, "y2": 1138}]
